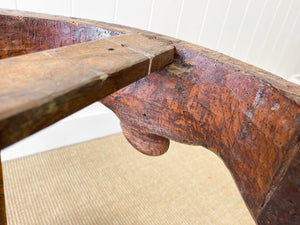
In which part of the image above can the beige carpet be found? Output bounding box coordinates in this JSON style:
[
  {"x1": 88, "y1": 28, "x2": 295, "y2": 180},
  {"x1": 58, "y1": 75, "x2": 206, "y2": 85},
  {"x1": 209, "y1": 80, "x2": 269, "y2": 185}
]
[{"x1": 3, "y1": 134, "x2": 255, "y2": 225}]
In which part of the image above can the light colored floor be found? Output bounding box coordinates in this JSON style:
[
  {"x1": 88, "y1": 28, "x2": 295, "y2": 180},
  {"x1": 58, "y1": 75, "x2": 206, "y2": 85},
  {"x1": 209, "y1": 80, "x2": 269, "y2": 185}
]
[
  {"x1": 3, "y1": 133, "x2": 255, "y2": 225},
  {"x1": 1, "y1": 102, "x2": 121, "y2": 162}
]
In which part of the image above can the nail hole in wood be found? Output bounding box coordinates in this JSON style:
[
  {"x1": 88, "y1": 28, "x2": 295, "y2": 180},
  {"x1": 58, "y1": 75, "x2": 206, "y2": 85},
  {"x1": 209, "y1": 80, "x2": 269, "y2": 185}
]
[{"x1": 108, "y1": 48, "x2": 115, "y2": 51}]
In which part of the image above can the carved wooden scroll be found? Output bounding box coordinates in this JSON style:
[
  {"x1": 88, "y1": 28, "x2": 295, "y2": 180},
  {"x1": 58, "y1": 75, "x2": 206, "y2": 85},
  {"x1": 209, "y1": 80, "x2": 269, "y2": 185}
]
[
  {"x1": 101, "y1": 42, "x2": 300, "y2": 225},
  {"x1": 0, "y1": 9, "x2": 299, "y2": 225}
]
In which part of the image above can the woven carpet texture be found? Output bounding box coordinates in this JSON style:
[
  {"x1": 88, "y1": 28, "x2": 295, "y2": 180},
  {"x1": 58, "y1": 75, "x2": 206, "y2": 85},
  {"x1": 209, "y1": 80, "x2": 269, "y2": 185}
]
[{"x1": 3, "y1": 134, "x2": 255, "y2": 225}]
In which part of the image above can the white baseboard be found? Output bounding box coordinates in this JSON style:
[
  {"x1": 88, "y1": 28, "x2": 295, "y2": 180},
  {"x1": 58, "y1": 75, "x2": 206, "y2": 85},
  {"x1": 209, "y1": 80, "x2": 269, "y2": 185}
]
[{"x1": 1, "y1": 102, "x2": 122, "y2": 162}]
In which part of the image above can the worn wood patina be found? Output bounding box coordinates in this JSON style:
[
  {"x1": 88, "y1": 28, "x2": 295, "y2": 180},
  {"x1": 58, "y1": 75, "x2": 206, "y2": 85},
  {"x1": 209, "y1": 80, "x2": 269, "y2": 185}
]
[
  {"x1": 0, "y1": 10, "x2": 175, "y2": 224},
  {"x1": 101, "y1": 43, "x2": 300, "y2": 224},
  {"x1": 0, "y1": 32, "x2": 174, "y2": 150},
  {"x1": 0, "y1": 9, "x2": 299, "y2": 225}
]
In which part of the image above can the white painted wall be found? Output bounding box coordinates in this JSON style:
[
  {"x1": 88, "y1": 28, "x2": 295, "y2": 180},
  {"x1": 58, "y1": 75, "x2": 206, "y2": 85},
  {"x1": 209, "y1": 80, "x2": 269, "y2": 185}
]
[
  {"x1": 2, "y1": 0, "x2": 299, "y2": 77},
  {"x1": 1, "y1": 0, "x2": 300, "y2": 160}
]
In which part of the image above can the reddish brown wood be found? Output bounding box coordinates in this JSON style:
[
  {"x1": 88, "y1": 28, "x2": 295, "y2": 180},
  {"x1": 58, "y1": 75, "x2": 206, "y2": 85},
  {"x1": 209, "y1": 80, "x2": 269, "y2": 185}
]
[
  {"x1": 0, "y1": 9, "x2": 299, "y2": 225},
  {"x1": 0, "y1": 14, "x2": 121, "y2": 59},
  {"x1": 101, "y1": 42, "x2": 300, "y2": 224},
  {"x1": 0, "y1": 13, "x2": 174, "y2": 224},
  {"x1": 0, "y1": 33, "x2": 174, "y2": 150},
  {"x1": 257, "y1": 149, "x2": 300, "y2": 224}
]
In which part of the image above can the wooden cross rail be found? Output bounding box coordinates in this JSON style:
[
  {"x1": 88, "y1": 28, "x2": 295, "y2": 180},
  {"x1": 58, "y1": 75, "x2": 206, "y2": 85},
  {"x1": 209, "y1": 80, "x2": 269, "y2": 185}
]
[
  {"x1": 0, "y1": 34, "x2": 174, "y2": 150},
  {"x1": 0, "y1": 13, "x2": 174, "y2": 224},
  {"x1": 0, "y1": 9, "x2": 299, "y2": 225}
]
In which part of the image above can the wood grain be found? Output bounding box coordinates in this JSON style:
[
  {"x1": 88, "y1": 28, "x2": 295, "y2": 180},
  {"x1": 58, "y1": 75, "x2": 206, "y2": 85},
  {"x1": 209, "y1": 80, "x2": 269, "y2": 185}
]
[
  {"x1": 0, "y1": 33, "x2": 174, "y2": 150},
  {"x1": 0, "y1": 14, "x2": 121, "y2": 59},
  {"x1": 257, "y1": 148, "x2": 300, "y2": 224},
  {"x1": 0, "y1": 9, "x2": 299, "y2": 225},
  {"x1": 101, "y1": 42, "x2": 300, "y2": 224}
]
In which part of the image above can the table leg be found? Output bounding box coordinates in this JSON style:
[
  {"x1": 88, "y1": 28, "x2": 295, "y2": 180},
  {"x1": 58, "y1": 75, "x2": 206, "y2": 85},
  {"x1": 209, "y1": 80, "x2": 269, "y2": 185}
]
[{"x1": 0, "y1": 156, "x2": 6, "y2": 225}]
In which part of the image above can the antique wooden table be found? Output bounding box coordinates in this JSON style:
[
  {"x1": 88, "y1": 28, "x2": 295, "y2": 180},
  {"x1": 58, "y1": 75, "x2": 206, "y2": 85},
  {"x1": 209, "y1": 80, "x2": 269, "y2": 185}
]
[{"x1": 0, "y1": 9, "x2": 299, "y2": 225}]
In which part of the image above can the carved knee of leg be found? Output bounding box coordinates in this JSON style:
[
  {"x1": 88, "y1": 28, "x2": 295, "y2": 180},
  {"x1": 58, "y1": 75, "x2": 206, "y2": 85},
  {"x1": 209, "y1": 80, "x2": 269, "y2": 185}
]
[{"x1": 120, "y1": 123, "x2": 170, "y2": 156}]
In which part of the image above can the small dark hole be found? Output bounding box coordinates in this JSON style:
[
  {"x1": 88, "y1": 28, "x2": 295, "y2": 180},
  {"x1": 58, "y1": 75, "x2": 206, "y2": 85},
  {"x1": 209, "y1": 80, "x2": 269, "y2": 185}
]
[
  {"x1": 108, "y1": 48, "x2": 115, "y2": 51},
  {"x1": 142, "y1": 113, "x2": 147, "y2": 117},
  {"x1": 121, "y1": 44, "x2": 126, "y2": 47}
]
